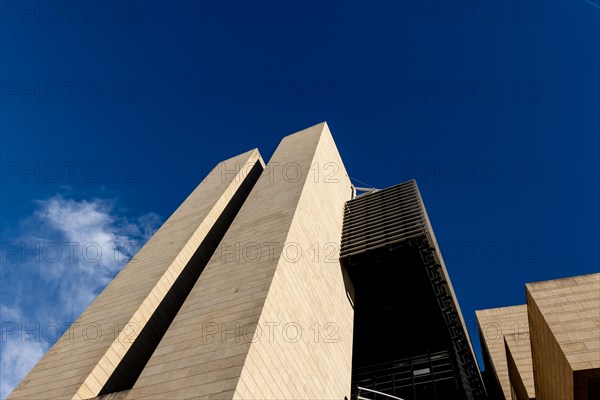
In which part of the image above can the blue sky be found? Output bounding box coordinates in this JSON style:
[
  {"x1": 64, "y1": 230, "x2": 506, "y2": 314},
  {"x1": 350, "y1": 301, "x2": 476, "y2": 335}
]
[{"x1": 0, "y1": 1, "x2": 598, "y2": 397}]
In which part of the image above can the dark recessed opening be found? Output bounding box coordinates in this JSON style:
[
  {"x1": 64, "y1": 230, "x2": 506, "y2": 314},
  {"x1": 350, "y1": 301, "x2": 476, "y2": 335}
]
[{"x1": 344, "y1": 242, "x2": 469, "y2": 400}]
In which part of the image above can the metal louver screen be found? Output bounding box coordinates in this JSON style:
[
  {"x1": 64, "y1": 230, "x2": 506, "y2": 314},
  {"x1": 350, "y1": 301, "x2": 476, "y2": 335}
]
[{"x1": 340, "y1": 180, "x2": 428, "y2": 258}]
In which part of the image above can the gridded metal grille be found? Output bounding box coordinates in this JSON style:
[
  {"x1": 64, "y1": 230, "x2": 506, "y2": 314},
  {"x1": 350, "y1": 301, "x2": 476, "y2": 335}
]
[
  {"x1": 352, "y1": 350, "x2": 459, "y2": 400},
  {"x1": 341, "y1": 180, "x2": 427, "y2": 258}
]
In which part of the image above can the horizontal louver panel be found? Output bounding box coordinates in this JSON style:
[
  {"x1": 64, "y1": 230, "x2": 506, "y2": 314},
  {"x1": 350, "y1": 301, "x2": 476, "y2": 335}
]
[{"x1": 340, "y1": 180, "x2": 428, "y2": 258}]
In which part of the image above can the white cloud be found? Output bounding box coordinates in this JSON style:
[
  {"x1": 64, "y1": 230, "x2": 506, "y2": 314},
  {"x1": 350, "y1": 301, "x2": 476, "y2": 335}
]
[
  {"x1": 0, "y1": 196, "x2": 161, "y2": 399},
  {"x1": 0, "y1": 306, "x2": 46, "y2": 400}
]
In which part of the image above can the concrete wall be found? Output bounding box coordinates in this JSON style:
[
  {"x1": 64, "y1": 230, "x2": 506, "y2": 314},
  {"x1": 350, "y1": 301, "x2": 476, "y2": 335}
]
[
  {"x1": 124, "y1": 122, "x2": 354, "y2": 399},
  {"x1": 7, "y1": 150, "x2": 263, "y2": 400}
]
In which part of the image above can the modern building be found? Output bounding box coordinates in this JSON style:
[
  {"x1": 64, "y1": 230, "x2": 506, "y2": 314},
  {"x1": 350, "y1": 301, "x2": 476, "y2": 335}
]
[
  {"x1": 9, "y1": 123, "x2": 485, "y2": 399},
  {"x1": 477, "y1": 273, "x2": 600, "y2": 400}
]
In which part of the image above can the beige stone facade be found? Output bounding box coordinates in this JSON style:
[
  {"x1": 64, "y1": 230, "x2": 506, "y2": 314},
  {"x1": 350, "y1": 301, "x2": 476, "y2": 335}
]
[
  {"x1": 7, "y1": 150, "x2": 264, "y2": 400},
  {"x1": 477, "y1": 273, "x2": 600, "y2": 400},
  {"x1": 233, "y1": 123, "x2": 353, "y2": 400},
  {"x1": 124, "y1": 122, "x2": 354, "y2": 399},
  {"x1": 527, "y1": 273, "x2": 600, "y2": 400}
]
